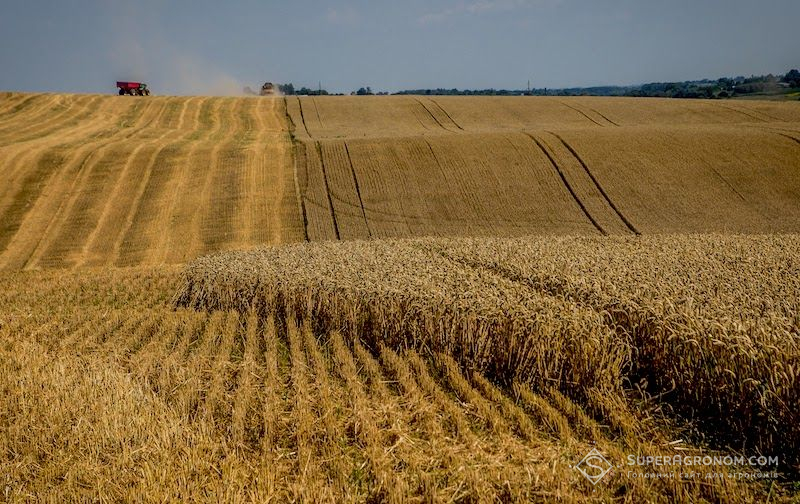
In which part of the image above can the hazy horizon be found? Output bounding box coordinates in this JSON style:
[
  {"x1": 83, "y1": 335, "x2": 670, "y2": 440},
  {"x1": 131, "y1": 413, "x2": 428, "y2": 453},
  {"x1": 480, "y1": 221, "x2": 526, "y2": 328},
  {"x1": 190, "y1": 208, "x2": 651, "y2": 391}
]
[{"x1": 1, "y1": 0, "x2": 798, "y2": 95}]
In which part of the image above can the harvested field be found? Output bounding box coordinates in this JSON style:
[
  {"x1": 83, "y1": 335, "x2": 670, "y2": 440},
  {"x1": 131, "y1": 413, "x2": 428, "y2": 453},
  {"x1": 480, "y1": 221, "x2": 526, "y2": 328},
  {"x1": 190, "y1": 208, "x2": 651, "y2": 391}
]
[{"x1": 0, "y1": 94, "x2": 302, "y2": 269}]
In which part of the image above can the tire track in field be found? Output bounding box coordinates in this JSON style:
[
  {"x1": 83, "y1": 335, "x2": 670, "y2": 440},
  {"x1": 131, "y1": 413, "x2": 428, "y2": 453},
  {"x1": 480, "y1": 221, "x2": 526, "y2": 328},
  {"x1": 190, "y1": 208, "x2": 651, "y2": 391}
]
[
  {"x1": 413, "y1": 97, "x2": 451, "y2": 132},
  {"x1": 283, "y1": 98, "x2": 311, "y2": 242},
  {"x1": 777, "y1": 132, "x2": 800, "y2": 146},
  {"x1": 427, "y1": 97, "x2": 465, "y2": 130},
  {"x1": 296, "y1": 97, "x2": 312, "y2": 137},
  {"x1": 524, "y1": 132, "x2": 606, "y2": 235},
  {"x1": 321, "y1": 139, "x2": 536, "y2": 232},
  {"x1": 344, "y1": 141, "x2": 371, "y2": 237},
  {"x1": 310, "y1": 97, "x2": 324, "y2": 129},
  {"x1": 293, "y1": 141, "x2": 311, "y2": 242},
  {"x1": 586, "y1": 107, "x2": 620, "y2": 126},
  {"x1": 298, "y1": 142, "x2": 340, "y2": 240},
  {"x1": 315, "y1": 141, "x2": 370, "y2": 239},
  {"x1": 713, "y1": 102, "x2": 785, "y2": 123},
  {"x1": 548, "y1": 132, "x2": 640, "y2": 234},
  {"x1": 709, "y1": 166, "x2": 747, "y2": 202},
  {"x1": 316, "y1": 141, "x2": 341, "y2": 240},
  {"x1": 557, "y1": 101, "x2": 604, "y2": 127},
  {"x1": 410, "y1": 105, "x2": 432, "y2": 131}
]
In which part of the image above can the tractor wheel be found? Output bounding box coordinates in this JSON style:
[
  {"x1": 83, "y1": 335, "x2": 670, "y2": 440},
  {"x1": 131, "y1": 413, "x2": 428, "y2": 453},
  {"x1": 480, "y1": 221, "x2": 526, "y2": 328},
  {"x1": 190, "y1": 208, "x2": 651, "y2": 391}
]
[
  {"x1": 118, "y1": 88, "x2": 125, "y2": 96},
  {"x1": 144, "y1": 90, "x2": 150, "y2": 96}
]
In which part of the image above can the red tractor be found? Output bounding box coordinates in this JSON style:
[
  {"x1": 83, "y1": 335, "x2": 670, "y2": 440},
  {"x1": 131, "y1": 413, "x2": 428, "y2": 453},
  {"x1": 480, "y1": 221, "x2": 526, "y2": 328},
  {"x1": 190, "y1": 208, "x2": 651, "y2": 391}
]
[{"x1": 116, "y1": 81, "x2": 151, "y2": 96}]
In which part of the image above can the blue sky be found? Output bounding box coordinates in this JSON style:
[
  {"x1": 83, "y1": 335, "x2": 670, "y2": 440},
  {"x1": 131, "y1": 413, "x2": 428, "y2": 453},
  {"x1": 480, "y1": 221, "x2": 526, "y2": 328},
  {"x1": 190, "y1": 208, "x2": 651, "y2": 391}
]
[{"x1": 1, "y1": 0, "x2": 797, "y2": 95}]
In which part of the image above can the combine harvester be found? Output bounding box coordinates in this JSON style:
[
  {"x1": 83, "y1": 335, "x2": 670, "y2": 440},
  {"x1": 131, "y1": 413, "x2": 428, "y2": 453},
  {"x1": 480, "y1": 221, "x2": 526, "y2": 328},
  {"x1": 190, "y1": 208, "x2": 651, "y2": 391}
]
[
  {"x1": 244, "y1": 82, "x2": 277, "y2": 96},
  {"x1": 116, "y1": 81, "x2": 151, "y2": 96},
  {"x1": 260, "y1": 82, "x2": 276, "y2": 96}
]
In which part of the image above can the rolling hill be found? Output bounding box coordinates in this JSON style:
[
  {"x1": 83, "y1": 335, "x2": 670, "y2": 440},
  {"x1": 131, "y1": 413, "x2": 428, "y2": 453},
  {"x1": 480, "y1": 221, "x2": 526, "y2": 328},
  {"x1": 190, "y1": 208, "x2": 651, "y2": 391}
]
[{"x1": 1, "y1": 93, "x2": 799, "y2": 268}]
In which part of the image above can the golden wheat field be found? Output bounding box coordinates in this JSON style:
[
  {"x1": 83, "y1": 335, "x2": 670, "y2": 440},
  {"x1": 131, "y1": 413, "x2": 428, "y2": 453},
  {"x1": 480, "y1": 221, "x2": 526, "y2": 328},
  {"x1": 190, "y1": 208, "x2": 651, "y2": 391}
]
[{"x1": 1, "y1": 92, "x2": 800, "y2": 502}]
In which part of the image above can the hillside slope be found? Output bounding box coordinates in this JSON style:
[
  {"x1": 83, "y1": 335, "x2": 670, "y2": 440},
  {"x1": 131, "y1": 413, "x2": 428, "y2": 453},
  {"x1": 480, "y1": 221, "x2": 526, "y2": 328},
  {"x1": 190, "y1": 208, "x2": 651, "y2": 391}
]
[
  {"x1": 1, "y1": 93, "x2": 799, "y2": 269},
  {"x1": 287, "y1": 95, "x2": 800, "y2": 238},
  {"x1": 0, "y1": 93, "x2": 303, "y2": 270}
]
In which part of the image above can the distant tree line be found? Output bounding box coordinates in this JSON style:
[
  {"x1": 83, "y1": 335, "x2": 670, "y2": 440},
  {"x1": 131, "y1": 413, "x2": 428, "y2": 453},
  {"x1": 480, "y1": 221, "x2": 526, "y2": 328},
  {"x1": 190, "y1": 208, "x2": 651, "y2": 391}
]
[
  {"x1": 277, "y1": 83, "x2": 336, "y2": 96},
  {"x1": 275, "y1": 83, "x2": 389, "y2": 96},
  {"x1": 273, "y1": 70, "x2": 799, "y2": 99},
  {"x1": 394, "y1": 69, "x2": 800, "y2": 99},
  {"x1": 626, "y1": 71, "x2": 800, "y2": 99}
]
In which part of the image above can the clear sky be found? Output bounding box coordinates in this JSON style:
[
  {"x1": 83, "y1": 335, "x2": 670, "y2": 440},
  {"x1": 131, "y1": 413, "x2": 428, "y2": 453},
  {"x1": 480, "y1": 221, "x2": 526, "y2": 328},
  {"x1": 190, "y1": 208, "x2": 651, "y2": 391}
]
[{"x1": 1, "y1": 0, "x2": 797, "y2": 95}]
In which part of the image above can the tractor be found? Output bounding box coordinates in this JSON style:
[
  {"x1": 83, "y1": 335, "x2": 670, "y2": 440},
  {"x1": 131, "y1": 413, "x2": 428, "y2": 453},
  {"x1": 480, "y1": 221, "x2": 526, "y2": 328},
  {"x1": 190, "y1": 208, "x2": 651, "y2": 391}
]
[{"x1": 116, "y1": 81, "x2": 151, "y2": 96}]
